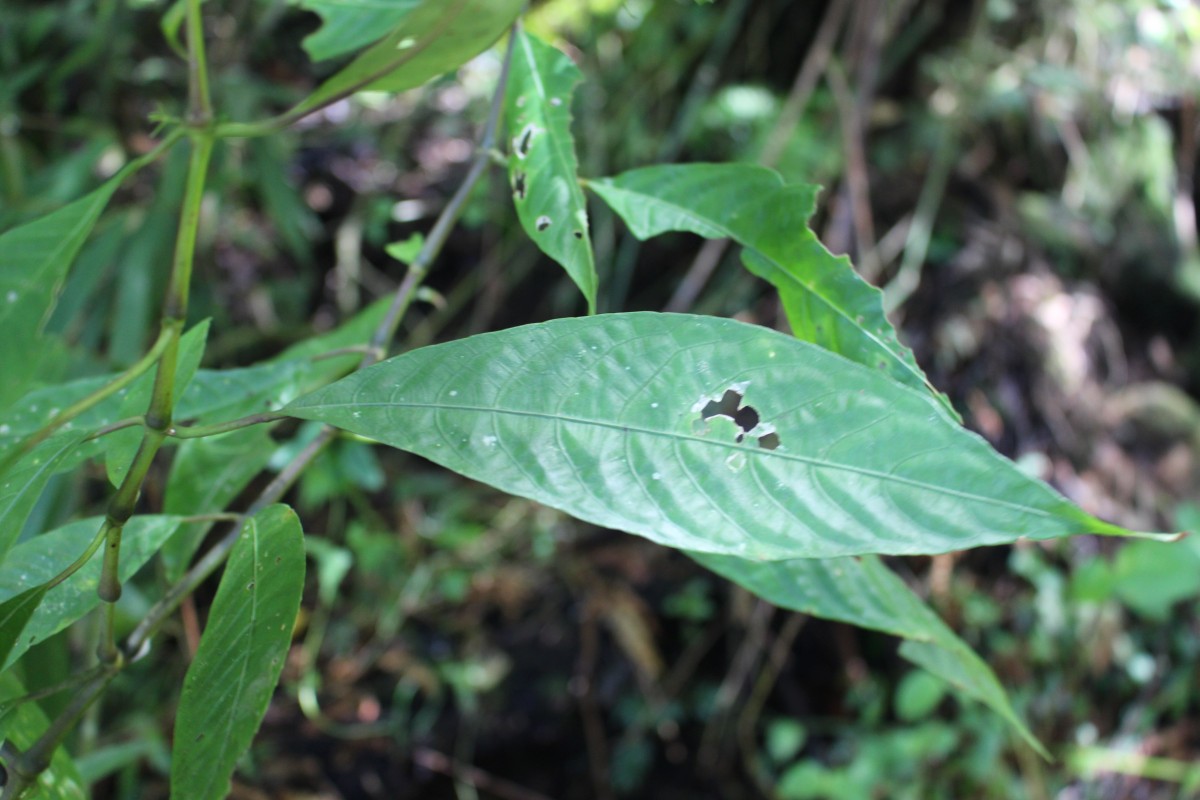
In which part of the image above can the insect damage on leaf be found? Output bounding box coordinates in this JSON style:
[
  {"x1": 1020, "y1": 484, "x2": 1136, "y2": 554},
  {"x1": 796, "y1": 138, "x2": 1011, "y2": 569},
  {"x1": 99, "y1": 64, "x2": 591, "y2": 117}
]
[
  {"x1": 693, "y1": 384, "x2": 780, "y2": 450},
  {"x1": 513, "y1": 172, "x2": 527, "y2": 199}
]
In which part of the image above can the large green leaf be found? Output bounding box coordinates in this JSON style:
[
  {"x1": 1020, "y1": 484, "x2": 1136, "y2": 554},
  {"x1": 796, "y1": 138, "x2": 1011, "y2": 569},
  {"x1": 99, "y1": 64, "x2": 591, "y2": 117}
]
[
  {"x1": 0, "y1": 515, "x2": 181, "y2": 671},
  {"x1": 285, "y1": 313, "x2": 1154, "y2": 559},
  {"x1": 0, "y1": 432, "x2": 85, "y2": 559},
  {"x1": 170, "y1": 504, "x2": 304, "y2": 800},
  {"x1": 0, "y1": 586, "x2": 49, "y2": 673},
  {"x1": 161, "y1": 427, "x2": 275, "y2": 582},
  {"x1": 586, "y1": 164, "x2": 952, "y2": 414},
  {"x1": 505, "y1": 29, "x2": 597, "y2": 313},
  {"x1": 0, "y1": 177, "x2": 122, "y2": 410},
  {"x1": 0, "y1": 673, "x2": 87, "y2": 800},
  {"x1": 290, "y1": 0, "x2": 522, "y2": 117},
  {"x1": 693, "y1": 552, "x2": 1047, "y2": 756},
  {"x1": 297, "y1": 0, "x2": 421, "y2": 61}
]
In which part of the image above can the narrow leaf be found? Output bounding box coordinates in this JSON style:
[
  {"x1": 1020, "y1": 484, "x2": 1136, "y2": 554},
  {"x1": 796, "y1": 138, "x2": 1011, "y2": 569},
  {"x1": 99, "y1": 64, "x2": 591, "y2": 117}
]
[
  {"x1": 290, "y1": 0, "x2": 522, "y2": 117},
  {"x1": 0, "y1": 586, "x2": 49, "y2": 670},
  {"x1": 0, "y1": 432, "x2": 86, "y2": 559},
  {"x1": 297, "y1": 0, "x2": 421, "y2": 61},
  {"x1": 0, "y1": 515, "x2": 182, "y2": 671},
  {"x1": 693, "y1": 552, "x2": 1048, "y2": 756},
  {"x1": 285, "y1": 313, "x2": 1160, "y2": 560},
  {"x1": 0, "y1": 177, "x2": 122, "y2": 409},
  {"x1": 506, "y1": 29, "x2": 597, "y2": 312},
  {"x1": 171, "y1": 504, "x2": 305, "y2": 800},
  {"x1": 587, "y1": 164, "x2": 952, "y2": 413}
]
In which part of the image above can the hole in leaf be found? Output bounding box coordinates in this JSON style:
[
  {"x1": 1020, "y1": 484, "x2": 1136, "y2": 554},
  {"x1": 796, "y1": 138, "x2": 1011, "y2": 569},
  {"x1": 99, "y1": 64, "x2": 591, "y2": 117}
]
[
  {"x1": 514, "y1": 172, "x2": 527, "y2": 200},
  {"x1": 573, "y1": 230, "x2": 583, "y2": 239},
  {"x1": 698, "y1": 387, "x2": 781, "y2": 449},
  {"x1": 515, "y1": 125, "x2": 534, "y2": 158},
  {"x1": 536, "y1": 215, "x2": 552, "y2": 231}
]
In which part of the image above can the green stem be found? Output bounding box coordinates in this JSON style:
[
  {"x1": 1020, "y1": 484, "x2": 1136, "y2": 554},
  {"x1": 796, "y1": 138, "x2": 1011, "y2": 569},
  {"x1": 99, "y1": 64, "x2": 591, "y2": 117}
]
[
  {"x1": 185, "y1": 0, "x2": 212, "y2": 124},
  {"x1": 167, "y1": 410, "x2": 287, "y2": 439}
]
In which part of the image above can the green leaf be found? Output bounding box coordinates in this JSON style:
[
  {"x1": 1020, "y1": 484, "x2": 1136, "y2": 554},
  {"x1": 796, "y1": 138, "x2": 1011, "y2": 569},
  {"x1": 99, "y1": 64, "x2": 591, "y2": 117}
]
[
  {"x1": 0, "y1": 586, "x2": 49, "y2": 671},
  {"x1": 161, "y1": 427, "x2": 275, "y2": 582},
  {"x1": 285, "y1": 312, "x2": 1156, "y2": 560},
  {"x1": 694, "y1": 551, "x2": 1048, "y2": 756},
  {"x1": 297, "y1": 0, "x2": 421, "y2": 61},
  {"x1": 0, "y1": 432, "x2": 85, "y2": 559},
  {"x1": 1111, "y1": 539, "x2": 1200, "y2": 620},
  {"x1": 506, "y1": 29, "x2": 597, "y2": 313},
  {"x1": 586, "y1": 164, "x2": 953, "y2": 415},
  {"x1": 0, "y1": 673, "x2": 87, "y2": 800},
  {"x1": 105, "y1": 319, "x2": 211, "y2": 486},
  {"x1": 290, "y1": 0, "x2": 522, "y2": 117},
  {"x1": 0, "y1": 515, "x2": 182, "y2": 671},
  {"x1": 170, "y1": 505, "x2": 305, "y2": 800},
  {"x1": 0, "y1": 177, "x2": 122, "y2": 409}
]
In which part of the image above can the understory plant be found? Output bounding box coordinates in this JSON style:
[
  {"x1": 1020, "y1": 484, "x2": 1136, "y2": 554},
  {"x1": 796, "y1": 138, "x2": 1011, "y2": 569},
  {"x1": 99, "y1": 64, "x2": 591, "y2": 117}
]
[{"x1": 0, "y1": 1, "x2": 1177, "y2": 797}]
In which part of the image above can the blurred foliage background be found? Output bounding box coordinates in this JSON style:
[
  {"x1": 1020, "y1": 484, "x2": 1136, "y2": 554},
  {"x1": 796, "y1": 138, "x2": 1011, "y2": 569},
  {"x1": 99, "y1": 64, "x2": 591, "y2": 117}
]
[{"x1": 4, "y1": 0, "x2": 1200, "y2": 797}]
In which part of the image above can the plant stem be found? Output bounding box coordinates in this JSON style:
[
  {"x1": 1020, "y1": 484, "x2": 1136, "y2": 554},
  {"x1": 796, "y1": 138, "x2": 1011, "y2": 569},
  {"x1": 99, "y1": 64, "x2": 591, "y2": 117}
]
[
  {"x1": 167, "y1": 411, "x2": 287, "y2": 439},
  {"x1": 185, "y1": 0, "x2": 212, "y2": 125}
]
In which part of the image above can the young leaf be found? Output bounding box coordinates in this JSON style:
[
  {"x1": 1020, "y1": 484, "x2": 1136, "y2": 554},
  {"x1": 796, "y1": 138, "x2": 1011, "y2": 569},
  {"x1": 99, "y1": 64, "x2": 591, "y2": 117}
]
[
  {"x1": 692, "y1": 552, "x2": 1048, "y2": 756},
  {"x1": 290, "y1": 0, "x2": 522, "y2": 118},
  {"x1": 284, "y1": 313, "x2": 1162, "y2": 560},
  {"x1": 0, "y1": 672, "x2": 87, "y2": 799},
  {"x1": 0, "y1": 432, "x2": 86, "y2": 559},
  {"x1": 297, "y1": 0, "x2": 421, "y2": 61},
  {"x1": 505, "y1": 28, "x2": 597, "y2": 313},
  {"x1": 587, "y1": 164, "x2": 952, "y2": 414},
  {"x1": 0, "y1": 515, "x2": 182, "y2": 671},
  {"x1": 170, "y1": 504, "x2": 305, "y2": 800},
  {"x1": 0, "y1": 177, "x2": 122, "y2": 410}
]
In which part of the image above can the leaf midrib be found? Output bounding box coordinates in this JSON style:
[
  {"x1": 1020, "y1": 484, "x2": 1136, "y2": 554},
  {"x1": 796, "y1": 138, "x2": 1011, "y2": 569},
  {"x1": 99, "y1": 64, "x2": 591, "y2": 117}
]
[{"x1": 301, "y1": 399, "x2": 1062, "y2": 520}]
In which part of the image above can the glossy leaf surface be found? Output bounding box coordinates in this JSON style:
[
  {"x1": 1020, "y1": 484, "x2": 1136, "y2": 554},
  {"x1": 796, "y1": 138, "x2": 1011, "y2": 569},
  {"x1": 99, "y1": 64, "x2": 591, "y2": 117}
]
[
  {"x1": 693, "y1": 552, "x2": 1046, "y2": 755},
  {"x1": 292, "y1": 0, "x2": 522, "y2": 116},
  {"x1": 506, "y1": 28, "x2": 597, "y2": 312},
  {"x1": 0, "y1": 515, "x2": 181, "y2": 671},
  {"x1": 286, "y1": 313, "x2": 1149, "y2": 560},
  {"x1": 587, "y1": 164, "x2": 950, "y2": 412},
  {"x1": 171, "y1": 505, "x2": 305, "y2": 800},
  {"x1": 0, "y1": 177, "x2": 121, "y2": 409}
]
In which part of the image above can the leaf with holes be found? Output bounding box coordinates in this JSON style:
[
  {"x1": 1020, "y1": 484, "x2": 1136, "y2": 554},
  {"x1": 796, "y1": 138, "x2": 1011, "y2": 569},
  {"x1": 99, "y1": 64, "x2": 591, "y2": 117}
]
[
  {"x1": 587, "y1": 164, "x2": 954, "y2": 416},
  {"x1": 0, "y1": 176, "x2": 122, "y2": 410},
  {"x1": 170, "y1": 504, "x2": 305, "y2": 800},
  {"x1": 285, "y1": 313, "x2": 1163, "y2": 559},
  {"x1": 291, "y1": 0, "x2": 522, "y2": 117},
  {"x1": 693, "y1": 551, "x2": 1047, "y2": 756},
  {"x1": 297, "y1": 0, "x2": 421, "y2": 61},
  {"x1": 505, "y1": 28, "x2": 597, "y2": 313}
]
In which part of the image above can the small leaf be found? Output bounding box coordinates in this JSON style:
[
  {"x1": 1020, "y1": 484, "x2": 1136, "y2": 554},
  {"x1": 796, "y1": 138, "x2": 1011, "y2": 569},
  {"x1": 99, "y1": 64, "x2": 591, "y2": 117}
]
[
  {"x1": 0, "y1": 432, "x2": 86, "y2": 559},
  {"x1": 505, "y1": 28, "x2": 597, "y2": 313},
  {"x1": 0, "y1": 515, "x2": 182, "y2": 671},
  {"x1": 0, "y1": 177, "x2": 122, "y2": 409},
  {"x1": 170, "y1": 505, "x2": 305, "y2": 800},
  {"x1": 587, "y1": 164, "x2": 953, "y2": 415},
  {"x1": 0, "y1": 585, "x2": 49, "y2": 670},
  {"x1": 297, "y1": 0, "x2": 421, "y2": 61},
  {"x1": 285, "y1": 313, "x2": 1161, "y2": 560},
  {"x1": 694, "y1": 551, "x2": 1048, "y2": 756},
  {"x1": 290, "y1": 0, "x2": 522, "y2": 117}
]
